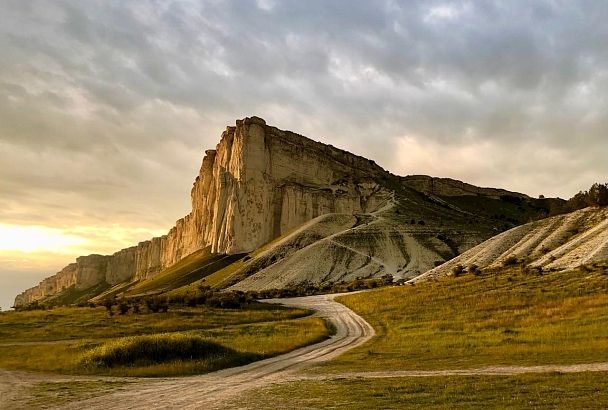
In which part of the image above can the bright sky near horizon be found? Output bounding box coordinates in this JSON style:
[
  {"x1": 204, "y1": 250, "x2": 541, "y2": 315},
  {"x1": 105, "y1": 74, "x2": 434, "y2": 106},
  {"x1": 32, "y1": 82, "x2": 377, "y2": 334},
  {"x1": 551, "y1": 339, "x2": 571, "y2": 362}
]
[{"x1": 1, "y1": 1, "x2": 608, "y2": 309}]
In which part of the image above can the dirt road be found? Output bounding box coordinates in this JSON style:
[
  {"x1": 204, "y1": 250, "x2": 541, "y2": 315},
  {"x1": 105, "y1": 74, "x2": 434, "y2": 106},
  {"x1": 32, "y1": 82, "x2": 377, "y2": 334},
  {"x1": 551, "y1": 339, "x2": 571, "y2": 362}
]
[
  {"x1": 4, "y1": 294, "x2": 607, "y2": 409},
  {"x1": 56, "y1": 294, "x2": 375, "y2": 410}
]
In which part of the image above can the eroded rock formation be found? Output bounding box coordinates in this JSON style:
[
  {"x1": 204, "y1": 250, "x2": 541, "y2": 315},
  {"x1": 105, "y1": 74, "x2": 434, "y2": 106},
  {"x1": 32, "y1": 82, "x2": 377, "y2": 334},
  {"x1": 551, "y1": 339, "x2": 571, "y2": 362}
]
[
  {"x1": 401, "y1": 175, "x2": 529, "y2": 199},
  {"x1": 15, "y1": 117, "x2": 391, "y2": 306}
]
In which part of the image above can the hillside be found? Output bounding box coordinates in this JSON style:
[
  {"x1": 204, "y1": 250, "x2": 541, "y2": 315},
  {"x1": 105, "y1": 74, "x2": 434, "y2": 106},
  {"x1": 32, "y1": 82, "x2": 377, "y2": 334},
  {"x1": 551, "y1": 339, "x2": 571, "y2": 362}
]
[
  {"x1": 14, "y1": 117, "x2": 563, "y2": 307},
  {"x1": 412, "y1": 206, "x2": 608, "y2": 282}
]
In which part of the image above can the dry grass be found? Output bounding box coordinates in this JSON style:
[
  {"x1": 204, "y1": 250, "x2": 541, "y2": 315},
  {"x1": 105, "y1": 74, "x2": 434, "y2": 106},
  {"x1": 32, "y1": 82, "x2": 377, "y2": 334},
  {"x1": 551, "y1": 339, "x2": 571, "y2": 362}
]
[
  {"x1": 0, "y1": 317, "x2": 328, "y2": 377},
  {"x1": 234, "y1": 372, "x2": 608, "y2": 409},
  {"x1": 0, "y1": 302, "x2": 329, "y2": 377},
  {"x1": 0, "y1": 304, "x2": 309, "y2": 342},
  {"x1": 320, "y1": 265, "x2": 608, "y2": 373},
  {"x1": 24, "y1": 381, "x2": 129, "y2": 409}
]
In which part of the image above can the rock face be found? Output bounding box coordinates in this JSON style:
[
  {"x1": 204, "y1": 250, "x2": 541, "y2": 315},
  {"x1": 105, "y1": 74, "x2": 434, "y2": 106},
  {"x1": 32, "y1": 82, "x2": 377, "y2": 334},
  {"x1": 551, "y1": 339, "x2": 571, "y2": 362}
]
[
  {"x1": 14, "y1": 117, "x2": 391, "y2": 306},
  {"x1": 401, "y1": 175, "x2": 529, "y2": 199}
]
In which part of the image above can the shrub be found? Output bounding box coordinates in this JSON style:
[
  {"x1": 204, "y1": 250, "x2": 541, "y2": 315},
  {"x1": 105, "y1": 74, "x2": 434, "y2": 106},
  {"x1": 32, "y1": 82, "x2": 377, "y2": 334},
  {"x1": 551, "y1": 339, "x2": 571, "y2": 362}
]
[
  {"x1": 80, "y1": 334, "x2": 234, "y2": 367},
  {"x1": 567, "y1": 182, "x2": 608, "y2": 210},
  {"x1": 503, "y1": 255, "x2": 519, "y2": 267},
  {"x1": 168, "y1": 294, "x2": 186, "y2": 305},
  {"x1": 452, "y1": 264, "x2": 465, "y2": 277},
  {"x1": 117, "y1": 301, "x2": 130, "y2": 315},
  {"x1": 101, "y1": 299, "x2": 115, "y2": 316},
  {"x1": 205, "y1": 292, "x2": 244, "y2": 309},
  {"x1": 131, "y1": 302, "x2": 141, "y2": 314},
  {"x1": 468, "y1": 264, "x2": 481, "y2": 275},
  {"x1": 144, "y1": 296, "x2": 169, "y2": 313}
]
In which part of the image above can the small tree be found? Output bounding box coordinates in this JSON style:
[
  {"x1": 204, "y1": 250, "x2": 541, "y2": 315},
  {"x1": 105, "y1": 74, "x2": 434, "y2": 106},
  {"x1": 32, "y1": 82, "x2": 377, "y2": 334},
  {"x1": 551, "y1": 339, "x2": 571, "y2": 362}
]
[
  {"x1": 117, "y1": 301, "x2": 130, "y2": 315},
  {"x1": 468, "y1": 264, "x2": 481, "y2": 275},
  {"x1": 588, "y1": 183, "x2": 608, "y2": 207},
  {"x1": 102, "y1": 299, "x2": 114, "y2": 316},
  {"x1": 503, "y1": 255, "x2": 519, "y2": 267},
  {"x1": 452, "y1": 264, "x2": 465, "y2": 277},
  {"x1": 132, "y1": 302, "x2": 141, "y2": 314}
]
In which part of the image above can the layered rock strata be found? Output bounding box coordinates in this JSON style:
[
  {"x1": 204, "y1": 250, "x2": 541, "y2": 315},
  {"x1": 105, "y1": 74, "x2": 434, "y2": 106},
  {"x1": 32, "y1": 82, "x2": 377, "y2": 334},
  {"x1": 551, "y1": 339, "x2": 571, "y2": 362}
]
[
  {"x1": 15, "y1": 117, "x2": 390, "y2": 306},
  {"x1": 402, "y1": 175, "x2": 529, "y2": 199}
]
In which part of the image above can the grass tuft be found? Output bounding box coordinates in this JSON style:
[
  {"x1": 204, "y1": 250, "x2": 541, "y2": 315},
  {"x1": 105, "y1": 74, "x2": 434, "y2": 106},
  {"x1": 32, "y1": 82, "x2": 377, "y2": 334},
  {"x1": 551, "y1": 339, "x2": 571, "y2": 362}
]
[{"x1": 80, "y1": 334, "x2": 234, "y2": 368}]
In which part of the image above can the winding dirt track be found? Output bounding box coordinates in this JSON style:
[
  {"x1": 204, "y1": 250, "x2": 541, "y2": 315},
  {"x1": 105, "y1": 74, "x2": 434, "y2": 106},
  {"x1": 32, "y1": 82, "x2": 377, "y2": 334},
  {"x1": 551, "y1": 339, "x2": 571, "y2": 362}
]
[
  {"x1": 3, "y1": 294, "x2": 607, "y2": 409},
  {"x1": 57, "y1": 294, "x2": 375, "y2": 410}
]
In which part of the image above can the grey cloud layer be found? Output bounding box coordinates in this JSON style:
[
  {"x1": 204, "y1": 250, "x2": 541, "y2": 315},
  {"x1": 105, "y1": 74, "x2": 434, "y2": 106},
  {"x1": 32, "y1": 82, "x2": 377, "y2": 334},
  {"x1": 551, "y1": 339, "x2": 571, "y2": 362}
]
[{"x1": 2, "y1": 0, "x2": 608, "y2": 232}]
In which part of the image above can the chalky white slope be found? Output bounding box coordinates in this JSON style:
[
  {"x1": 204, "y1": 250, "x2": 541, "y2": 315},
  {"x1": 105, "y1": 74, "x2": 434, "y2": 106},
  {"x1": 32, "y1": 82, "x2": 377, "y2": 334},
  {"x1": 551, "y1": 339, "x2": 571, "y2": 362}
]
[{"x1": 412, "y1": 207, "x2": 608, "y2": 282}]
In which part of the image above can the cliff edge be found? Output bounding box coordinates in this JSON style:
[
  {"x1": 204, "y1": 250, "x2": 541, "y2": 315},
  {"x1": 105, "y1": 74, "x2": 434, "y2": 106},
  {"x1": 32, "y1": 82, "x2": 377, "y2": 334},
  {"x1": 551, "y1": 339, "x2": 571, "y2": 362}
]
[{"x1": 14, "y1": 116, "x2": 391, "y2": 306}]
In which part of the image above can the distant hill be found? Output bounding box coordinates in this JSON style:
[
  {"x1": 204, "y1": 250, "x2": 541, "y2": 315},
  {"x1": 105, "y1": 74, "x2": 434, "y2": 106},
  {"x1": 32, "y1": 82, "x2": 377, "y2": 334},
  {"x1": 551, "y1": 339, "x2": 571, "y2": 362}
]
[
  {"x1": 15, "y1": 117, "x2": 565, "y2": 307},
  {"x1": 411, "y1": 206, "x2": 608, "y2": 282}
]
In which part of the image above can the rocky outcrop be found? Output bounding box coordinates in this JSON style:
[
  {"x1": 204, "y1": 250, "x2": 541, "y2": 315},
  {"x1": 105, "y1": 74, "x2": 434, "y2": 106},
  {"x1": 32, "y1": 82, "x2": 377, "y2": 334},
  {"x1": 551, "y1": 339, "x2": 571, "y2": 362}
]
[
  {"x1": 14, "y1": 117, "x2": 391, "y2": 306},
  {"x1": 402, "y1": 175, "x2": 530, "y2": 199},
  {"x1": 13, "y1": 255, "x2": 108, "y2": 307}
]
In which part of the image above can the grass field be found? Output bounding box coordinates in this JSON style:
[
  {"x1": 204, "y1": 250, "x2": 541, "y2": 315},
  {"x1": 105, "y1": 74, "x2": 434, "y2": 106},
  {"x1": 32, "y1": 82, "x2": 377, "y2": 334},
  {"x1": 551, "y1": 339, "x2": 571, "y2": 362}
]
[
  {"x1": 235, "y1": 372, "x2": 608, "y2": 409},
  {"x1": 322, "y1": 268, "x2": 608, "y2": 371},
  {"x1": 24, "y1": 381, "x2": 131, "y2": 409},
  {"x1": 320, "y1": 264, "x2": 608, "y2": 373},
  {"x1": 0, "y1": 303, "x2": 329, "y2": 377},
  {"x1": 0, "y1": 303, "x2": 309, "y2": 342},
  {"x1": 230, "y1": 264, "x2": 608, "y2": 408}
]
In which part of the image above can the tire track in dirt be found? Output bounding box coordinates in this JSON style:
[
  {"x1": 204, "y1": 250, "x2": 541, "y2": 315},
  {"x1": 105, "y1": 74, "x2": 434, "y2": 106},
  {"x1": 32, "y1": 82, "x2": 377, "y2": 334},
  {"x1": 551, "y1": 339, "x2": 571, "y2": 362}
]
[{"x1": 291, "y1": 362, "x2": 608, "y2": 380}]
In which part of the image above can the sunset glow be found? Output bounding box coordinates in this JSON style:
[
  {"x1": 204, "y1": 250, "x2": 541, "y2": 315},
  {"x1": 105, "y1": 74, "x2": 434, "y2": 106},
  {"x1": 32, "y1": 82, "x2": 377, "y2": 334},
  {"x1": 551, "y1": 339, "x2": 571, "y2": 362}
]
[
  {"x1": 0, "y1": 224, "x2": 168, "y2": 256},
  {"x1": 0, "y1": 224, "x2": 87, "y2": 254}
]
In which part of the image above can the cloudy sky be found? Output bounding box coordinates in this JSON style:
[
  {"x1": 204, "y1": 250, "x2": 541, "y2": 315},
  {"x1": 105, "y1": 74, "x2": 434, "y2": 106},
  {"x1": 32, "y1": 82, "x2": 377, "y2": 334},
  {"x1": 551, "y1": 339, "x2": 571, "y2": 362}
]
[{"x1": 1, "y1": 0, "x2": 607, "y2": 309}]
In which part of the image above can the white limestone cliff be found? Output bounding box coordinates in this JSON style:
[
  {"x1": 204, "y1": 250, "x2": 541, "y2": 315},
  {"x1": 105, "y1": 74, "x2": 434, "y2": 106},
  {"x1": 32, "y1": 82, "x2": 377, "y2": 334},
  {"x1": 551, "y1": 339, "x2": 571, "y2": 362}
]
[{"x1": 14, "y1": 116, "x2": 389, "y2": 306}]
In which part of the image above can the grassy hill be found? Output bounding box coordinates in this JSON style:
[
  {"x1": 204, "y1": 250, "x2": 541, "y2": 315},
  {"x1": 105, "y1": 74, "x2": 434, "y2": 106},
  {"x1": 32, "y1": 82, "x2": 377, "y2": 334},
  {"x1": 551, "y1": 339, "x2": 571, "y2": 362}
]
[{"x1": 230, "y1": 261, "x2": 608, "y2": 409}]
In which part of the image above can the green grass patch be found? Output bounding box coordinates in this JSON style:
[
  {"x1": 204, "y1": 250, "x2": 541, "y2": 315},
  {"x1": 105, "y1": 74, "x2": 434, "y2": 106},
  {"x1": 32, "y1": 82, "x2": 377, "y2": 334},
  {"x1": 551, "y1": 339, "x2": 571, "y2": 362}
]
[
  {"x1": 320, "y1": 265, "x2": 608, "y2": 373},
  {"x1": 80, "y1": 333, "x2": 234, "y2": 367},
  {"x1": 124, "y1": 248, "x2": 246, "y2": 296},
  {"x1": 0, "y1": 303, "x2": 309, "y2": 343},
  {"x1": 0, "y1": 317, "x2": 328, "y2": 377},
  {"x1": 235, "y1": 372, "x2": 608, "y2": 409},
  {"x1": 44, "y1": 282, "x2": 112, "y2": 307},
  {"x1": 0, "y1": 302, "x2": 329, "y2": 377},
  {"x1": 169, "y1": 259, "x2": 247, "y2": 295}
]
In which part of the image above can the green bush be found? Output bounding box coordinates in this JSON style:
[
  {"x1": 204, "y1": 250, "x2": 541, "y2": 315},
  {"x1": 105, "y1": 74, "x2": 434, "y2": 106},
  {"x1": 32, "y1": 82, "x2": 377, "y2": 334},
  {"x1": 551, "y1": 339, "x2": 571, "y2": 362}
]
[
  {"x1": 144, "y1": 296, "x2": 169, "y2": 313},
  {"x1": 80, "y1": 334, "x2": 233, "y2": 367}
]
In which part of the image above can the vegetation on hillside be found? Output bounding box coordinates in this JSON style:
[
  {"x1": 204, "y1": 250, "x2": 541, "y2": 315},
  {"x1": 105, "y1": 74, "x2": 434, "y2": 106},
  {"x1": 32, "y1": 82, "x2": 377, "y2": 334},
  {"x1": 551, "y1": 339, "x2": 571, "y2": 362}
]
[
  {"x1": 230, "y1": 260, "x2": 608, "y2": 408},
  {"x1": 567, "y1": 182, "x2": 608, "y2": 210},
  {"x1": 322, "y1": 261, "x2": 608, "y2": 373}
]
